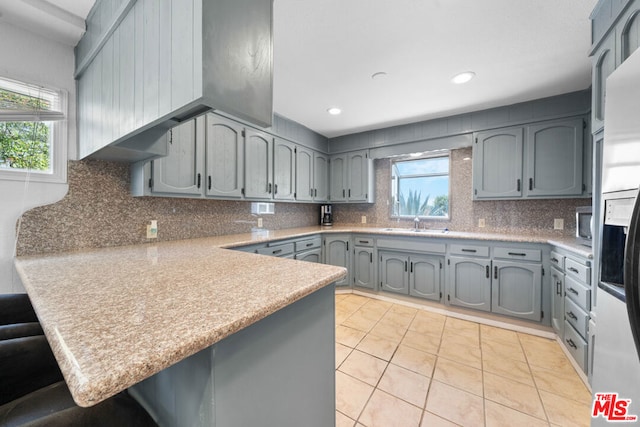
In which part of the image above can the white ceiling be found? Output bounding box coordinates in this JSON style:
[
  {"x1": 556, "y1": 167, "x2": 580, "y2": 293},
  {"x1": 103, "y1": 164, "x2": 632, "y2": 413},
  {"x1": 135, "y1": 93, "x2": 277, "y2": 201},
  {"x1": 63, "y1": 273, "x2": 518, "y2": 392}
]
[{"x1": 0, "y1": 0, "x2": 598, "y2": 139}]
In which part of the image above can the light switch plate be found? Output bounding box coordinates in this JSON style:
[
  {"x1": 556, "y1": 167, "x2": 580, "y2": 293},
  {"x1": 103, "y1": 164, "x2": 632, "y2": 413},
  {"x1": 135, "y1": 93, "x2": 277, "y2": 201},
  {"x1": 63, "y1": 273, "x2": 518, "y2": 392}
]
[
  {"x1": 257, "y1": 218, "x2": 263, "y2": 228},
  {"x1": 361, "y1": 216, "x2": 367, "y2": 224},
  {"x1": 478, "y1": 218, "x2": 485, "y2": 228},
  {"x1": 554, "y1": 218, "x2": 564, "y2": 230}
]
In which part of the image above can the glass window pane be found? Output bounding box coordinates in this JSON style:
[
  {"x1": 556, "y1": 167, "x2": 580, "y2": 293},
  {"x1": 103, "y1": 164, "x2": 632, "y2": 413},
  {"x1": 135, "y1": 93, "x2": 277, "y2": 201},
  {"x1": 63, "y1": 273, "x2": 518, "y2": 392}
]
[
  {"x1": 398, "y1": 176, "x2": 449, "y2": 217},
  {"x1": 0, "y1": 121, "x2": 52, "y2": 172},
  {"x1": 394, "y1": 157, "x2": 448, "y2": 176}
]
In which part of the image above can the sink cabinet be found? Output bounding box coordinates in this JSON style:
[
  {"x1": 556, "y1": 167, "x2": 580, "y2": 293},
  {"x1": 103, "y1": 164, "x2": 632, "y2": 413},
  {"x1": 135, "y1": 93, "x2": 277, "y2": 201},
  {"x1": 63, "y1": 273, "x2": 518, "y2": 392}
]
[{"x1": 447, "y1": 255, "x2": 492, "y2": 312}]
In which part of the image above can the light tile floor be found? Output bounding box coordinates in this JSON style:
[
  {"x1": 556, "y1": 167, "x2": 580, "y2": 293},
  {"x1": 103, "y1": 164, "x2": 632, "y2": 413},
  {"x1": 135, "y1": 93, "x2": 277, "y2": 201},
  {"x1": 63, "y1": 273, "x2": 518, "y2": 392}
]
[{"x1": 335, "y1": 293, "x2": 592, "y2": 427}]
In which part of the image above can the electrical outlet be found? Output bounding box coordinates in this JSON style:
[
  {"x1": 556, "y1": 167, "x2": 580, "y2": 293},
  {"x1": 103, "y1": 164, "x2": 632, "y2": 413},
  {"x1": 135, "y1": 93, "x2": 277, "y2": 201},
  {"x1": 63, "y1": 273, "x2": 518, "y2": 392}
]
[
  {"x1": 361, "y1": 215, "x2": 367, "y2": 224},
  {"x1": 478, "y1": 218, "x2": 486, "y2": 228},
  {"x1": 257, "y1": 218, "x2": 263, "y2": 228},
  {"x1": 147, "y1": 220, "x2": 158, "y2": 239},
  {"x1": 554, "y1": 218, "x2": 564, "y2": 230}
]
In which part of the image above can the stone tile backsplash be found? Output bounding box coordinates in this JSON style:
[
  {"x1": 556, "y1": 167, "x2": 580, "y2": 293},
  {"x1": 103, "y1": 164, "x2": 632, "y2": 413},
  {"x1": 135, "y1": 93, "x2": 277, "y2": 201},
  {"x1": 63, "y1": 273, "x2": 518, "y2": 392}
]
[{"x1": 17, "y1": 148, "x2": 588, "y2": 256}]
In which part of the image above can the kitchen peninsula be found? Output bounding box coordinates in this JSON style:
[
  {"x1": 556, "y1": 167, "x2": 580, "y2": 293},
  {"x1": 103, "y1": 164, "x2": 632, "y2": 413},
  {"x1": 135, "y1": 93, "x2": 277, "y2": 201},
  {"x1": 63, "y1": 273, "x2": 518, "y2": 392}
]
[{"x1": 14, "y1": 237, "x2": 346, "y2": 426}]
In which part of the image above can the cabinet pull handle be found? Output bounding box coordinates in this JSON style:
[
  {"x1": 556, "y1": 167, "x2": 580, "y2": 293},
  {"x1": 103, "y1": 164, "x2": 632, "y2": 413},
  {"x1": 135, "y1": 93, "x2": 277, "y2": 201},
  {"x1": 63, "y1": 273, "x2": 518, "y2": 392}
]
[
  {"x1": 405, "y1": 261, "x2": 408, "y2": 272},
  {"x1": 314, "y1": 189, "x2": 317, "y2": 197},
  {"x1": 310, "y1": 188, "x2": 313, "y2": 197},
  {"x1": 359, "y1": 240, "x2": 369, "y2": 244},
  {"x1": 551, "y1": 257, "x2": 559, "y2": 263},
  {"x1": 349, "y1": 189, "x2": 351, "y2": 198},
  {"x1": 274, "y1": 184, "x2": 278, "y2": 194},
  {"x1": 556, "y1": 280, "x2": 562, "y2": 295},
  {"x1": 568, "y1": 267, "x2": 579, "y2": 274},
  {"x1": 486, "y1": 265, "x2": 490, "y2": 278},
  {"x1": 197, "y1": 173, "x2": 201, "y2": 188},
  {"x1": 410, "y1": 262, "x2": 413, "y2": 273},
  {"x1": 208, "y1": 176, "x2": 212, "y2": 190},
  {"x1": 567, "y1": 311, "x2": 578, "y2": 321},
  {"x1": 461, "y1": 248, "x2": 477, "y2": 253},
  {"x1": 306, "y1": 243, "x2": 313, "y2": 247},
  {"x1": 342, "y1": 189, "x2": 345, "y2": 197},
  {"x1": 272, "y1": 249, "x2": 282, "y2": 255},
  {"x1": 494, "y1": 265, "x2": 498, "y2": 279},
  {"x1": 508, "y1": 252, "x2": 527, "y2": 257},
  {"x1": 370, "y1": 253, "x2": 373, "y2": 263},
  {"x1": 568, "y1": 287, "x2": 579, "y2": 295},
  {"x1": 566, "y1": 338, "x2": 577, "y2": 349},
  {"x1": 529, "y1": 178, "x2": 533, "y2": 191},
  {"x1": 517, "y1": 179, "x2": 521, "y2": 192}
]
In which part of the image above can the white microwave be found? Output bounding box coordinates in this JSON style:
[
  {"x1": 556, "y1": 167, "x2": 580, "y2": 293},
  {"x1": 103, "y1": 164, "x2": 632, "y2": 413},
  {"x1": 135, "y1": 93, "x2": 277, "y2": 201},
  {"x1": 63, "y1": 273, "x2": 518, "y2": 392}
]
[{"x1": 576, "y1": 206, "x2": 593, "y2": 247}]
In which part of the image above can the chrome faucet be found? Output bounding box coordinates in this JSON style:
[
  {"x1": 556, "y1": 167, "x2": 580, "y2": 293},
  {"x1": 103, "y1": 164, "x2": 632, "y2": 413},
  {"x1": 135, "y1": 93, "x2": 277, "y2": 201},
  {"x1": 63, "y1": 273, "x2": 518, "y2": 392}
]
[{"x1": 414, "y1": 217, "x2": 420, "y2": 230}]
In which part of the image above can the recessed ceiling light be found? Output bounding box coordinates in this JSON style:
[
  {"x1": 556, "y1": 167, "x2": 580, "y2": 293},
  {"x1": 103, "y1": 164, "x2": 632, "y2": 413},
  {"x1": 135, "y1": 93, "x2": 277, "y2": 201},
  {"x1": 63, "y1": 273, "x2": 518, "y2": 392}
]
[
  {"x1": 327, "y1": 107, "x2": 342, "y2": 115},
  {"x1": 371, "y1": 72, "x2": 387, "y2": 80},
  {"x1": 451, "y1": 71, "x2": 476, "y2": 84}
]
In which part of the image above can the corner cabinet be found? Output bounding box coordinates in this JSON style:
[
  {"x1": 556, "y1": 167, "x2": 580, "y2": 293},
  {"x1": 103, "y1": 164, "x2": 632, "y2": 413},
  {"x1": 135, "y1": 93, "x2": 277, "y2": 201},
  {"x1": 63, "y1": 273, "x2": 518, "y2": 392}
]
[
  {"x1": 329, "y1": 151, "x2": 374, "y2": 203},
  {"x1": 472, "y1": 117, "x2": 587, "y2": 200},
  {"x1": 323, "y1": 235, "x2": 351, "y2": 287}
]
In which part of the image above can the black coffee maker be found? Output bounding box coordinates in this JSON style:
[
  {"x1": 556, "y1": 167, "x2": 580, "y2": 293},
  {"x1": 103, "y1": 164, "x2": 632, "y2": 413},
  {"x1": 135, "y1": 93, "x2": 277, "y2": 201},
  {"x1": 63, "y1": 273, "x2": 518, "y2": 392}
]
[{"x1": 320, "y1": 204, "x2": 333, "y2": 226}]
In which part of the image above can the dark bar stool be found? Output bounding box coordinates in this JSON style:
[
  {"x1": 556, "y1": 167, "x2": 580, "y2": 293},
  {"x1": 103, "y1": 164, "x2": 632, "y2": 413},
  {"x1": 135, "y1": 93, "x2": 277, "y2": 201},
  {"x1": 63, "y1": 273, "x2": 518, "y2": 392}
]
[{"x1": 0, "y1": 294, "x2": 157, "y2": 426}]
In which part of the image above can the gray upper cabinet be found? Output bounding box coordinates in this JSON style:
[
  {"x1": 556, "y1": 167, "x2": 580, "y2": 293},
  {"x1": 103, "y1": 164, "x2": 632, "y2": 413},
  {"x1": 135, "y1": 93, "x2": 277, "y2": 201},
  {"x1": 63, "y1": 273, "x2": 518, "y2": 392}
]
[
  {"x1": 409, "y1": 255, "x2": 442, "y2": 302},
  {"x1": 618, "y1": 1, "x2": 640, "y2": 64},
  {"x1": 525, "y1": 118, "x2": 584, "y2": 197},
  {"x1": 591, "y1": 33, "x2": 616, "y2": 133},
  {"x1": 313, "y1": 153, "x2": 330, "y2": 202},
  {"x1": 150, "y1": 119, "x2": 203, "y2": 196},
  {"x1": 244, "y1": 129, "x2": 274, "y2": 199},
  {"x1": 329, "y1": 150, "x2": 374, "y2": 203},
  {"x1": 473, "y1": 127, "x2": 524, "y2": 199},
  {"x1": 491, "y1": 260, "x2": 542, "y2": 321},
  {"x1": 473, "y1": 118, "x2": 587, "y2": 200},
  {"x1": 205, "y1": 115, "x2": 244, "y2": 198},
  {"x1": 447, "y1": 256, "x2": 492, "y2": 312},
  {"x1": 295, "y1": 146, "x2": 314, "y2": 202},
  {"x1": 76, "y1": 0, "x2": 273, "y2": 161},
  {"x1": 273, "y1": 138, "x2": 296, "y2": 201}
]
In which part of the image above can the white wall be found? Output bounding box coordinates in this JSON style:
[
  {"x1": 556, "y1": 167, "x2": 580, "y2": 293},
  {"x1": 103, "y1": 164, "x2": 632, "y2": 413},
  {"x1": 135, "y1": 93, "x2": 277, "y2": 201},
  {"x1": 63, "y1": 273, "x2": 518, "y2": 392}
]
[{"x1": 0, "y1": 22, "x2": 75, "y2": 293}]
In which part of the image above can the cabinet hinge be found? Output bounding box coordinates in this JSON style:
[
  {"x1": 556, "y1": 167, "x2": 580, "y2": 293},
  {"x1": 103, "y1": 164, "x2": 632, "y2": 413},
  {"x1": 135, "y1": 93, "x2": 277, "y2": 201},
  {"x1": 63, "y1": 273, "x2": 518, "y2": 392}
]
[
  {"x1": 148, "y1": 178, "x2": 153, "y2": 189},
  {"x1": 583, "y1": 120, "x2": 587, "y2": 129},
  {"x1": 447, "y1": 259, "x2": 450, "y2": 265},
  {"x1": 439, "y1": 261, "x2": 442, "y2": 269},
  {"x1": 439, "y1": 292, "x2": 442, "y2": 299},
  {"x1": 447, "y1": 294, "x2": 450, "y2": 301},
  {"x1": 169, "y1": 129, "x2": 173, "y2": 144},
  {"x1": 541, "y1": 310, "x2": 544, "y2": 319},
  {"x1": 242, "y1": 130, "x2": 246, "y2": 137},
  {"x1": 294, "y1": 192, "x2": 297, "y2": 198},
  {"x1": 475, "y1": 137, "x2": 478, "y2": 144},
  {"x1": 294, "y1": 147, "x2": 297, "y2": 153},
  {"x1": 241, "y1": 188, "x2": 245, "y2": 195},
  {"x1": 582, "y1": 183, "x2": 586, "y2": 191},
  {"x1": 542, "y1": 267, "x2": 545, "y2": 276}
]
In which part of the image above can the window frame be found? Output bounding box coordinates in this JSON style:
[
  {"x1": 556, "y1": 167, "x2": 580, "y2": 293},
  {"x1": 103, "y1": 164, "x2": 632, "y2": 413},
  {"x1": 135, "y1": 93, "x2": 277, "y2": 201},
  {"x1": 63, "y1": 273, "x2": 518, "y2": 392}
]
[
  {"x1": 390, "y1": 152, "x2": 451, "y2": 220},
  {"x1": 0, "y1": 76, "x2": 68, "y2": 184}
]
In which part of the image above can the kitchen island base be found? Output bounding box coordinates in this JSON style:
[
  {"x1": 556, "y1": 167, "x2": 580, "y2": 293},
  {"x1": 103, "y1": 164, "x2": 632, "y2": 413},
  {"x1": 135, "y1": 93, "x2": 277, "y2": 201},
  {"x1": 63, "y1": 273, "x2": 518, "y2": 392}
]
[{"x1": 130, "y1": 284, "x2": 336, "y2": 427}]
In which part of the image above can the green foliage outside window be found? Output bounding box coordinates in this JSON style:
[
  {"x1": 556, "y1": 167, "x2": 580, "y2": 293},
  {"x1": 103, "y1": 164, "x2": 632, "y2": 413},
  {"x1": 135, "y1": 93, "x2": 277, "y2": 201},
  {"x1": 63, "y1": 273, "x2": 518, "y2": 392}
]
[{"x1": 0, "y1": 89, "x2": 51, "y2": 171}]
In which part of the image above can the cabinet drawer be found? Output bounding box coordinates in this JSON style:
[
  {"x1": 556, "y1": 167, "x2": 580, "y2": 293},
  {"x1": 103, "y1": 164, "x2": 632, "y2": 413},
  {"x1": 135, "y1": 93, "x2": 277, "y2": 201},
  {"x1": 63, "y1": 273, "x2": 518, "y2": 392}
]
[
  {"x1": 565, "y1": 297, "x2": 589, "y2": 339},
  {"x1": 493, "y1": 247, "x2": 542, "y2": 262},
  {"x1": 353, "y1": 236, "x2": 374, "y2": 247},
  {"x1": 449, "y1": 244, "x2": 489, "y2": 257},
  {"x1": 564, "y1": 321, "x2": 588, "y2": 373},
  {"x1": 294, "y1": 237, "x2": 322, "y2": 252},
  {"x1": 565, "y1": 258, "x2": 591, "y2": 284},
  {"x1": 564, "y1": 275, "x2": 591, "y2": 312},
  {"x1": 550, "y1": 251, "x2": 565, "y2": 270},
  {"x1": 378, "y1": 239, "x2": 445, "y2": 254},
  {"x1": 257, "y1": 242, "x2": 294, "y2": 257}
]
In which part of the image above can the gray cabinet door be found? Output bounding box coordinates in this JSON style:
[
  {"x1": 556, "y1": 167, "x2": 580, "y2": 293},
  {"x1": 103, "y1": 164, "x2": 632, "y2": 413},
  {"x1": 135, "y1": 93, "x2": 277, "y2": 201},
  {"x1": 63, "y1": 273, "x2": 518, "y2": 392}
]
[
  {"x1": 323, "y1": 235, "x2": 351, "y2": 287},
  {"x1": 354, "y1": 247, "x2": 375, "y2": 289},
  {"x1": 244, "y1": 129, "x2": 273, "y2": 199},
  {"x1": 347, "y1": 151, "x2": 369, "y2": 201},
  {"x1": 620, "y1": 3, "x2": 640, "y2": 64},
  {"x1": 380, "y1": 252, "x2": 409, "y2": 294},
  {"x1": 151, "y1": 119, "x2": 203, "y2": 195},
  {"x1": 329, "y1": 154, "x2": 347, "y2": 202},
  {"x1": 551, "y1": 267, "x2": 566, "y2": 337},
  {"x1": 273, "y1": 138, "x2": 296, "y2": 200},
  {"x1": 295, "y1": 146, "x2": 313, "y2": 202},
  {"x1": 447, "y1": 256, "x2": 491, "y2": 312},
  {"x1": 473, "y1": 127, "x2": 524, "y2": 199},
  {"x1": 296, "y1": 248, "x2": 322, "y2": 263},
  {"x1": 525, "y1": 118, "x2": 584, "y2": 197},
  {"x1": 591, "y1": 33, "x2": 616, "y2": 133},
  {"x1": 313, "y1": 153, "x2": 329, "y2": 202},
  {"x1": 205, "y1": 114, "x2": 244, "y2": 198},
  {"x1": 409, "y1": 255, "x2": 442, "y2": 301},
  {"x1": 492, "y1": 260, "x2": 542, "y2": 321}
]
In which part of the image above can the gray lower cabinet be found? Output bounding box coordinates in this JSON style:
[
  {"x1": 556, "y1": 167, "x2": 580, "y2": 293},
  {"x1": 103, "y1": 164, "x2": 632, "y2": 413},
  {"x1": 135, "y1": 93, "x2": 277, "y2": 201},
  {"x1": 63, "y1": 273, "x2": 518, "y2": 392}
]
[
  {"x1": 491, "y1": 260, "x2": 542, "y2": 321},
  {"x1": 409, "y1": 255, "x2": 443, "y2": 301},
  {"x1": 550, "y1": 266, "x2": 565, "y2": 337},
  {"x1": 447, "y1": 256, "x2": 492, "y2": 312},
  {"x1": 380, "y1": 251, "x2": 409, "y2": 294},
  {"x1": 353, "y1": 246, "x2": 375, "y2": 289},
  {"x1": 296, "y1": 248, "x2": 322, "y2": 263},
  {"x1": 323, "y1": 235, "x2": 351, "y2": 287}
]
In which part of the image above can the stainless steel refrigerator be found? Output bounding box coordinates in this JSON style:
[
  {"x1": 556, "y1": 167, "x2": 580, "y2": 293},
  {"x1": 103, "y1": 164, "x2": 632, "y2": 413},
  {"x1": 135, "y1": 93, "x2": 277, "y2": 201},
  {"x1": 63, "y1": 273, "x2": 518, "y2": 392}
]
[{"x1": 591, "y1": 46, "x2": 640, "y2": 425}]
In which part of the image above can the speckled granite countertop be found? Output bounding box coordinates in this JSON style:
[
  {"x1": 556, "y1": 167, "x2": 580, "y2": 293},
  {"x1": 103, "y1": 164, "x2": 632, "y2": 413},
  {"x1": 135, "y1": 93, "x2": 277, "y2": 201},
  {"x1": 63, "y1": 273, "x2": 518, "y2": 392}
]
[
  {"x1": 213, "y1": 225, "x2": 593, "y2": 258},
  {"x1": 14, "y1": 238, "x2": 347, "y2": 407}
]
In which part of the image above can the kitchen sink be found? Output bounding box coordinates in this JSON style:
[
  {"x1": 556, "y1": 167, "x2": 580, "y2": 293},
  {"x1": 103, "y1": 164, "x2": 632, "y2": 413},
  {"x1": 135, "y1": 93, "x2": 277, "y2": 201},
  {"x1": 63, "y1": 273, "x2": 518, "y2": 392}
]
[{"x1": 381, "y1": 228, "x2": 449, "y2": 234}]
